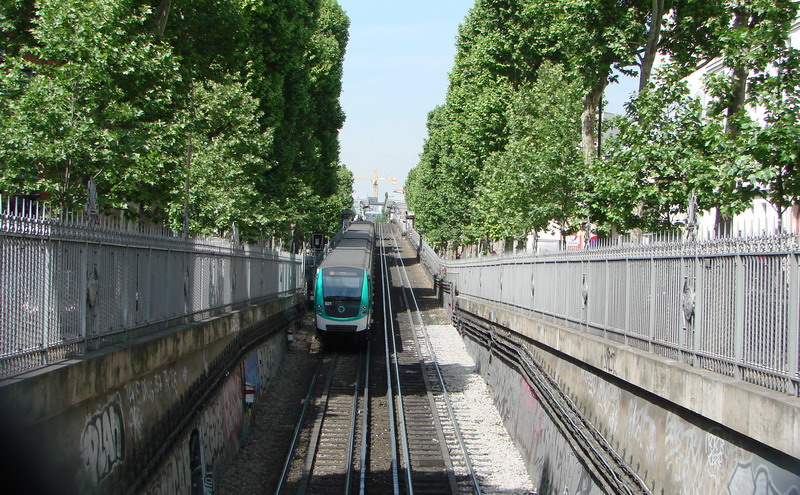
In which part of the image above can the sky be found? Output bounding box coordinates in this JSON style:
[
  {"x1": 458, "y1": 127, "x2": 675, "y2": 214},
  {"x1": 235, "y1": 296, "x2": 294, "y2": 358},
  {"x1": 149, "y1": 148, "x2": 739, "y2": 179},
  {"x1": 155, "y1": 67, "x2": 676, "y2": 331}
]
[{"x1": 337, "y1": 1, "x2": 638, "y2": 201}]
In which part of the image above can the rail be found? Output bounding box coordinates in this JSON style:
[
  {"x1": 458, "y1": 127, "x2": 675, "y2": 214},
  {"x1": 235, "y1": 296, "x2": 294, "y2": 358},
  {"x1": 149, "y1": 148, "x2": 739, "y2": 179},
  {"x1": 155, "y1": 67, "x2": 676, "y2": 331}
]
[
  {"x1": 388, "y1": 228, "x2": 481, "y2": 494},
  {"x1": 379, "y1": 223, "x2": 406, "y2": 494}
]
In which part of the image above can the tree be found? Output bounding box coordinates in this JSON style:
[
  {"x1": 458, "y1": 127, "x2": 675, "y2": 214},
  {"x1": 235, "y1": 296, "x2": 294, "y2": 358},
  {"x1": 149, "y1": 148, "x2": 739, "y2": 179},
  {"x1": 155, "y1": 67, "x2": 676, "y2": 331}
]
[
  {"x1": 0, "y1": 0, "x2": 36, "y2": 56},
  {"x1": 304, "y1": 0, "x2": 349, "y2": 198},
  {"x1": 519, "y1": 0, "x2": 649, "y2": 165},
  {"x1": 1, "y1": 0, "x2": 351, "y2": 240},
  {"x1": 406, "y1": 106, "x2": 469, "y2": 248},
  {"x1": 407, "y1": 1, "x2": 526, "y2": 247},
  {"x1": 476, "y1": 62, "x2": 584, "y2": 243},
  {"x1": 739, "y1": 45, "x2": 800, "y2": 231},
  {"x1": 0, "y1": 0, "x2": 182, "y2": 214},
  {"x1": 170, "y1": 79, "x2": 274, "y2": 237},
  {"x1": 590, "y1": 75, "x2": 733, "y2": 233},
  {"x1": 702, "y1": 0, "x2": 799, "y2": 231}
]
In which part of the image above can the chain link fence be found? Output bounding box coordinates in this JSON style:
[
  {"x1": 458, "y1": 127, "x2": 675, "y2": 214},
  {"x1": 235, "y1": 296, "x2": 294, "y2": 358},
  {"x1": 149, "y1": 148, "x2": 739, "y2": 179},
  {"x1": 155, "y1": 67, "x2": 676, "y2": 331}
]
[{"x1": 1, "y1": 196, "x2": 303, "y2": 377}]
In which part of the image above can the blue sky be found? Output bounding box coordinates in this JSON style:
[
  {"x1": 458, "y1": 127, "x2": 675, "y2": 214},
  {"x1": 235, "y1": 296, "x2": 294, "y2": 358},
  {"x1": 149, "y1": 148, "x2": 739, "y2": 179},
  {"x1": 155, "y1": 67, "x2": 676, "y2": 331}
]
[{"x1": 337, "y1": 1, "x2": 638, "y2": 200}]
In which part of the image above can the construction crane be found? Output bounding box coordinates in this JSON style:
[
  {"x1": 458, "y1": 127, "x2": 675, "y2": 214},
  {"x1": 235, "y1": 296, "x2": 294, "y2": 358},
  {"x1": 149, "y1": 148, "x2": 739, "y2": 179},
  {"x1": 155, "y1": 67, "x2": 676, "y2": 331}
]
[{"x1": 355, "y1": 168, "x2": 397, "y2": 199}]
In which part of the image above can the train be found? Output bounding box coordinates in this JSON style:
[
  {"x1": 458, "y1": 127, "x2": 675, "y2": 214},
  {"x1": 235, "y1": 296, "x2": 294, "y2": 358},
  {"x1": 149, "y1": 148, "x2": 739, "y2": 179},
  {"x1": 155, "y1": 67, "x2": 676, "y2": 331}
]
[{"x1": 313, "y1": 221, "x2": 375, "y2": 338}]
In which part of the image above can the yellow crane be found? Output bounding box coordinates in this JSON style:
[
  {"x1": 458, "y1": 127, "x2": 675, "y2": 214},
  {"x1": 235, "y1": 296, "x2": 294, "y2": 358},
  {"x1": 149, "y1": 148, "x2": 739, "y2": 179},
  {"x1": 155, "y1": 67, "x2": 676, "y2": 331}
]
[{"x1": 355, "y1": 168, "x2": 397, "y2": 198}]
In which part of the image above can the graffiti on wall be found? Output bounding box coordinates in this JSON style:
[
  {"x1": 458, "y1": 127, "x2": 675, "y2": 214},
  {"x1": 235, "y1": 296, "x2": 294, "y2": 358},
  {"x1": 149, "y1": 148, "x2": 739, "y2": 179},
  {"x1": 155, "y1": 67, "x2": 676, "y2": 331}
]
[
  {"x1": 201, "y1": 364, "x2": 245, "y2": 470},
  {"x1": 255, "y1": 336, "x2": 285, "y2": 395},
  {"x1": 662, "y1": 414, "x2": 800, "y2": 495},
  {"x1": 142, "y1": 439, "x2": 193, "y2": 495},
  {"x1": 580, "y1": 364, "x2": 800, "y2": 494},
  {"x1": 142, "y1": 335, "x2": 286, "y2": 494},
  {"x1": 626, "y1": 400, "x2": 658, "y2": 466},
  {"x1": 81, "y1": 393, "x2": 125, "y2": 487},
  {"x1": 728, "y1": 460, "x2": 800, "y2": 495},
  {"x1": 123, "y1": 367, "x2": 185, "y2": 442},
  {"x1": 243, "y1": 336, "x2": 284, "y2": 409},
  {"x1": 468, "y1": 332, "x2": 800, "y2": 495},
  {"x1": 144, "y1": 368, "x2": 244, "y2": 494},
  {"x1": 519, "y1": 378, "x2": 600, "y2": 495},
  {"x1": 244, "y1": 351, "x2": 260, "y2": 400},
  {"x1": 581, "y1": 368, "x2": 621, "y2": 437}
]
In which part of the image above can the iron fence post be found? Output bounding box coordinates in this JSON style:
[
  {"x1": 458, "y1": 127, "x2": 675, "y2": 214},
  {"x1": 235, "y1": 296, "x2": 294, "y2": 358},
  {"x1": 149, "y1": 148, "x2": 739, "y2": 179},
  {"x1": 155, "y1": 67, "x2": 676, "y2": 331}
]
[
  {"x1": 41, "y1": 240, "x2": 52, "y2": 361},
  {"x1": 679, "y1": 259, "x2": 690, "y2": 364},
  {"x1": 788, "y1": 252, "x2": 799, "y2": 395},
  {"x1": 603, "y1": 259, "x2": 610, "y2": 341},
  {"x1": 692, "y1": 255, "x2": 703, "y2": 364},
  {"x1": 648, "y1": 257, "x2": 656, "y2": 354},
  {"x1": 734, "y1": 254, "x2": 745, "y2": 380},
  {"x1": 79, "y1": 244, "x2": 88, "y2": 341},
  {"x1": 624, "y1": 258, "x2": 631, "y2": 343}
]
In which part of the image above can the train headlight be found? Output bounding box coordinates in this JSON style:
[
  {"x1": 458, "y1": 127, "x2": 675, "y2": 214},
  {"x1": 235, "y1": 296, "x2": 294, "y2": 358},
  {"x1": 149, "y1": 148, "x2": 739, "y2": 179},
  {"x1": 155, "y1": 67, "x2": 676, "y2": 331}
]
[
  {"x1": 316, "y1": 304, "x2": 323, "y2": 315},
  {"x1": 361, "y1": 305, "x2": 367, "y2": 315}
]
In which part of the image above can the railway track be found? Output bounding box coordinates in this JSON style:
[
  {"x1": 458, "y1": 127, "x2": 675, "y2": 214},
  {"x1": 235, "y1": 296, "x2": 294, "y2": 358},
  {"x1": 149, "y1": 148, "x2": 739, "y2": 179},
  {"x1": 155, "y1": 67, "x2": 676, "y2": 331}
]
[
  {"x1": 380, "y1": 223, "x2": 479, "y2": 495},
  {"x1": 385, "y1": 226, "x2": 484, "y2": 495},
  {"x1": 266, "y1": 220, "x2": 645, "y2": 495},
  {"x1": 275, "y1": 348, "x2": 367, "y2": 495},
  {"x1": 273, "y1": 223, "x2": 481, "y2": 494}
]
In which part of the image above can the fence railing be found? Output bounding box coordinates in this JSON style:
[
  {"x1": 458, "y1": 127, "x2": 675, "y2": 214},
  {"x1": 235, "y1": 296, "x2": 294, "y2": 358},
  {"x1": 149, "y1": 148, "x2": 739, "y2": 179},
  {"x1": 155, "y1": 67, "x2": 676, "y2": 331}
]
[
  {"x1": 0, "y1": 196, "x2": 303, "y2": 377},
  {"x1": 407, "y1": 226, "x2": 800, "y2": 397}
]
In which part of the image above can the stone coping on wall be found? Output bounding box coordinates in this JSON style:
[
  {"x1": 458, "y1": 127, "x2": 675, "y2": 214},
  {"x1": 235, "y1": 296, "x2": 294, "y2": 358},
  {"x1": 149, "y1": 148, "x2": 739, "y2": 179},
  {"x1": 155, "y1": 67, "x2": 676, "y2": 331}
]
[
  {"x1": 456, "y1": 295, "x2": 800, "y2": 461},
  {"x1": 0, "y1": 292, "x2": 304, "y2": 423}
]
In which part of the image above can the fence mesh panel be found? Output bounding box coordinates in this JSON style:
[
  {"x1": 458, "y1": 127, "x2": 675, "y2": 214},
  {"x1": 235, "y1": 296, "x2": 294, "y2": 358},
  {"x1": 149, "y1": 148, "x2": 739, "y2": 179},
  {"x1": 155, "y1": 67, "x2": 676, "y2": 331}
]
[
  {"x1": 406, "y1": 225, "x2": 800, "y2": 396},
  {"x1": 1, "y1": 196, "x2": 303, "y2": 376}
]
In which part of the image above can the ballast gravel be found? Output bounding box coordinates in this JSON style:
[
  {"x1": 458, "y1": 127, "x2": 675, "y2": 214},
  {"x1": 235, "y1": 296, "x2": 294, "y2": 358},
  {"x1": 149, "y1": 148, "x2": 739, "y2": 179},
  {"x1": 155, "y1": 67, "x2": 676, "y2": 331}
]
[{"x1": 424, "y1": 323, "x2": 536, "y2": 495}]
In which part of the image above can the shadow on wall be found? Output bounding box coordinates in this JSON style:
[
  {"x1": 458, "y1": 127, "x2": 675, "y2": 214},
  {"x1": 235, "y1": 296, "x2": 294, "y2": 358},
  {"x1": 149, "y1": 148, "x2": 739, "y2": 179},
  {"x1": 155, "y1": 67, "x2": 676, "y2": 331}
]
[{"x1": 0, "y1": 406, "x2": 63, "y2": 495}]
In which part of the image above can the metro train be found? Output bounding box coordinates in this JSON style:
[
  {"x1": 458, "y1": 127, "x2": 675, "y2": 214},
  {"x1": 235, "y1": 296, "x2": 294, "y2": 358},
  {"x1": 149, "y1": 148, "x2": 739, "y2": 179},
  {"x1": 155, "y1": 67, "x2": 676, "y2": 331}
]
[{"x1": 314, "y1": 221, "x2": 375, "y2": 338}]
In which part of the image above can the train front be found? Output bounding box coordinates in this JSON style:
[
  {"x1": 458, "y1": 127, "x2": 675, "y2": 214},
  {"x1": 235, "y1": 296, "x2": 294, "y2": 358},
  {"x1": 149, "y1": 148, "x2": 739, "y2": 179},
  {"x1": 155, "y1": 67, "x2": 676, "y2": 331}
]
[{"x1": 314, "y1": 266, "x2": 371, "y2": 334}]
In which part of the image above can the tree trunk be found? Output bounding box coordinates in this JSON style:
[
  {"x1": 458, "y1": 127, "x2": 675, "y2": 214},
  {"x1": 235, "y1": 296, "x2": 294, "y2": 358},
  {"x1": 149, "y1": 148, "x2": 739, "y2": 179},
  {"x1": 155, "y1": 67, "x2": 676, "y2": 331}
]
[
  {"x1": 715, "y1": 7, "x2": 749, "y2": 236},
  {"x1": 639, "y1": 0, "x2": 665, "y2": 91},
  {"x1": 582, "y1": 78, "x2": 608, "y2": 165},
  {"x1": 153, "y1": 0, "x2": 172, "y2": 40},
  {"x1": 725, "y1": 7, "x2": 751, "y2": 137},
  {"x1": 631, "y1": 201, "x2": 644, "y2": 243}
]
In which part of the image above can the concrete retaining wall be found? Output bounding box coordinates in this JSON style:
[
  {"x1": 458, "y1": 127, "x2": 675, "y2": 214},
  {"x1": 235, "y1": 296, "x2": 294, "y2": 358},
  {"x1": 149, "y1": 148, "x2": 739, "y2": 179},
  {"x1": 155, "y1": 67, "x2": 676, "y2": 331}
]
[
  {"x1": 462, "y1": 334, "x2": 603, "y2": 494},
  {"x1": 142, "y1": 328, "x2": 288, "y2": 494},
  {"x1": 456, "y1": 296, "x2": 800, "y2": 494},
  {"x1": 0, "y1": 293, "x2": 302, "y2": 495}
]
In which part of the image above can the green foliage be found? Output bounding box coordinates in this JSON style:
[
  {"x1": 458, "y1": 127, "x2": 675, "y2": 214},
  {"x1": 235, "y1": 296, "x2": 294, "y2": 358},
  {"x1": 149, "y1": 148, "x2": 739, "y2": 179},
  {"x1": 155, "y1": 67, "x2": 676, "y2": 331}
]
[
  {"x1": 0, "y1": 0, "x2": 351, "y2": 239},
  {"x1": 411, "y1": 0, "x2": 800, "y2": 243},
  {"x1": 476, "y1": 62, "x2": 584, "y2": 239},
  {"x1": 0, "y1": 0, "x2": 182, "y2": 213},
  {"x1": 592, "y1": 77, "x2": 737, "y2": 232},
  {"x1": 739, "y1": 46, "x2": 800, "y2": 219},
  {"x1": 171, "y1": 79, "x2": 274, "y2": 237},
  {"x1": 407, "y1": 1, "x2": 526, "y2": 248},
  {"x1": 0, "y1": 0, "x2": 36, "y2": 54}
]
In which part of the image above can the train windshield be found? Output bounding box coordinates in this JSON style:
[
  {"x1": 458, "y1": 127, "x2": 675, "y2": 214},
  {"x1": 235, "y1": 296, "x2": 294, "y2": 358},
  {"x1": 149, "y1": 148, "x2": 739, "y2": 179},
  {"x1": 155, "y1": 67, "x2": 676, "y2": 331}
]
[{"x1": 322, "y1": 267, "x2": 364, "y2": 301}]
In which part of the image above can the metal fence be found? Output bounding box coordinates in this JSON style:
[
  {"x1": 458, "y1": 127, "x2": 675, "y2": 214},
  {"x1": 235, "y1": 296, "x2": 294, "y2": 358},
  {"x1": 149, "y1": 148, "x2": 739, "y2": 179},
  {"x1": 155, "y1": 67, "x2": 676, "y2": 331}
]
[
  {"x1": 407, "y1": 227, "x2": 800, "y2": 397},
  {"x1": 0, "y1": 196, "x2": 303, "y2": 377}
]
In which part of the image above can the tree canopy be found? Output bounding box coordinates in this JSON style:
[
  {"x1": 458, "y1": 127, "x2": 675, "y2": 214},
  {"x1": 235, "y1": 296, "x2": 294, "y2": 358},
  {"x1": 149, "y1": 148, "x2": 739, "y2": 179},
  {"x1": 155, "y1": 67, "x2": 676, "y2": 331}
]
[
  {"x1": 406, "y1": 0, "x2": 800, "y2": 249},
  {"x1": 0, "y1": 0, "x2": 352, "y2": 240}
]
